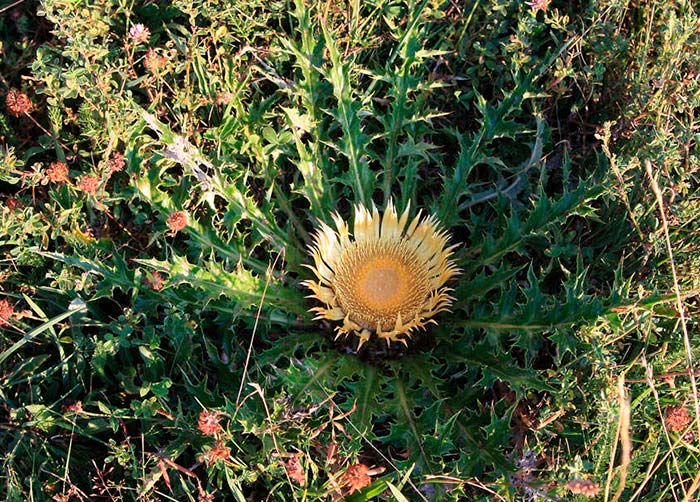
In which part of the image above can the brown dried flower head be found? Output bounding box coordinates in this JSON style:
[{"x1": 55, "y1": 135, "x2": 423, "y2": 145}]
[
  {"x1": 79, "y1": 174, "x2": 100, "y2": 195},
  {"x1": 340, "y1": 463, "x2": 385, "y2": 494},
  {"x1": 215, "y1": 92, "x2": 234, "y2": 105},
  {"x1": 200, "y1": 440, "x2": 230, "y2": 465},
  {"x1": 566, "y1": 479, "x2": 600, "y2": 498},
  {"x1": 46, "y1": 161, "x2": 70, "y2": 183},
  {"x1": 0, "y1": 299, "x2": 15, "y2": 326},
  {"x1": 5, "y1": 89, "x2": 33, "y2": 117},
  {"x1": 143, "y1": 48, "x2": 167, "y2": 73},
  {"x1": 198, "y1": 410, "x2": 223, "y2": 436},
  {"x1": 107, "y1": 152, "x2": 125, "y2": 174},
  {"x1": 5, "y1": 196, "x2": 24, "y2": 211},
  {"x1": 62, "y1": 400, "x2": 83, "y2": 414},
  {"x1": 666, "y1": 405, "x2": 692, "y2": 432},
  {"x1": 166, "y1": 210, "x2": 188, "y2": 235},
  {"x1": 144, "y1": 271, "x2": 165, "y2": 291},
  {"x1": 197, "y1": 490, "x2": 216, "y2": 502},
  {"x1": 284, "y1": 453, "x2": 305, "y2": 485}
]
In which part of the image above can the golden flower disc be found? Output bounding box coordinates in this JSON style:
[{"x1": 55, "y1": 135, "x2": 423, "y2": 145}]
[
  {"x1": 303, "y1": 201, "x2": 459, "y2": 348},
  {"x1": 333, "y1": 242, "x2": 430, "y2": 331}
]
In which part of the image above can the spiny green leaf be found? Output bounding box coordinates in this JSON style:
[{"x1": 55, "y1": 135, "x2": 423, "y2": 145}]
[
  {"x1": 136, "y1": 255, "x2": 308, "y2": 318},
  {"x1": 320, "y1": 20, "x2": 375, "y2": 206}
]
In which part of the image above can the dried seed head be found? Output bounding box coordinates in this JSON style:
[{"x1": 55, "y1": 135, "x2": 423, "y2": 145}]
[
  {"x1": 200, "y1": 440, "x2": 230, "y2": 465},
  {"x1": 166, "y1": 210, "x2": 188, "y2": 235},
  {"x1": 79, "y1": 174, "x2": 100, "y2": 195},
  {"x1": 0, "y1": 299, "x2": 15, "y2": 326},
  {"x1": 143, "y1": 48, "x2": 167, "y2": 73},
  {"x1": 5, "y1": 89, "x2": 33, "y2": 117},
  {"x1": 46, "y1": 161, "x2": 69, "y2": 183},
  {"x1": 565, "y1": 479, "x2": 600, "y2": 497},
  {"x1": 198, "y1": 410, "x2": 223, "y2": 436},
  {"x1": 666, "y1": 405, "x2": 692, "y2": 432},
  {"x1": 107, "y1": 152, "x2": 125, "y2": 174},
  {"x1": 5, "y1": 196, "x2": 24, "y2": 211},
  {"x1": 340, "y1": 463, "x2": 384, "y2": 494}
]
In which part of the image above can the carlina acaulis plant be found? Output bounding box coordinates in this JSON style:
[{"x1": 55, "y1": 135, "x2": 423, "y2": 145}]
[{"x1": 303, "y1": 200, "x2": 460, "y2": 348}]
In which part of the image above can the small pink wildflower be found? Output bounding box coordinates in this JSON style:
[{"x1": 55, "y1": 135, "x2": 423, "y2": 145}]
[
  {"x1": 5, "y1": 89, "x2": 32, "y2": 117},
  {"x1": 129, "y1": 23, "x2": 151, "y2": 44},
  {"x1": 198, "y1": 410, "x2": 223, "y2": 436},
  {"x1": 526, "y1": 0, "x2": 550, "y2": 12},
  {"x1": 107, "y1": 152, "x2": 125, "y2": 174},
  {"x1": 215, "y1": 92, "x2": 234, "y2": 105},
  {"x1": 166, "y1": 210, "x2": 188, "y2": 235},
  {"x1": 198, "y1": 489, "x2": 216, "y2": 502},
  {"x1": 565, "y1": 479, "x2": 600, "y2": 498},
  {"x1": 666, "y1": 405, "x2": 692, "y2": 432},
  {"x1": 340, "y1": 463, "x2": 385, "y2": 494},
  {"x1": 200, "y1": 440, "x2": 231, "y2": 465},
  {"x1": 46, "y1": 161, "x2": 70, "y2": 183},
  {"x1": 62, "y1": 400, "x2": 83, "y2": 414},
  {"x1": 143, "y1": 271, "x2": 165, "y2": 291},
  {"x1": 284, "y1": 454, "x2": 305, "y2": 485},
  {"x1": 0, "y1": 299, "x2": 15, "y2": 326},
  {"x1": 79, "y1": 174, "x2": 100, "y2": 195}
]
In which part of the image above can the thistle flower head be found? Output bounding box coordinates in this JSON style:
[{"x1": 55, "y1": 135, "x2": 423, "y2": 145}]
[{"x1": 303, "y1": 201, "x2": 459, "y2": 348}]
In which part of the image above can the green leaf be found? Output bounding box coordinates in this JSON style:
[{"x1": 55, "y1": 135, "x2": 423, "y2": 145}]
[
  {"x1": 0, "y1": 301, "x2": 87, "y2": 368},
  {"x1": 353, "y1": 365, "x2": 381, "y2": 434},
  {"x1": 386, "y1": 481, "x2": 411, "y2": 502},
  {"x1": 320, "y1": 19, "x2": 375, "y2": 205}
]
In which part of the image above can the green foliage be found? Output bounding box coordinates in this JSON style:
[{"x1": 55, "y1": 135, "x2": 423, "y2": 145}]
[{"x1": 2, "y1": 0, "x2": 700, "y2": 500}]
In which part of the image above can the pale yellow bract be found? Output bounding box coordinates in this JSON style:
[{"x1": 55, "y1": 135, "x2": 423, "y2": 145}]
[{"x1": 303, "y1": 201, "x2": 459, "y2": 348}]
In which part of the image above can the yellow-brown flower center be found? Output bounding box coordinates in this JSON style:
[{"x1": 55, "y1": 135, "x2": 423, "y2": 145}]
[
  {"x1": 332, "y1": 241, "x2": 430, "y2": 331},
  {"x1": 357, "y1": 257, "x2": 407, "y2": 310}
]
